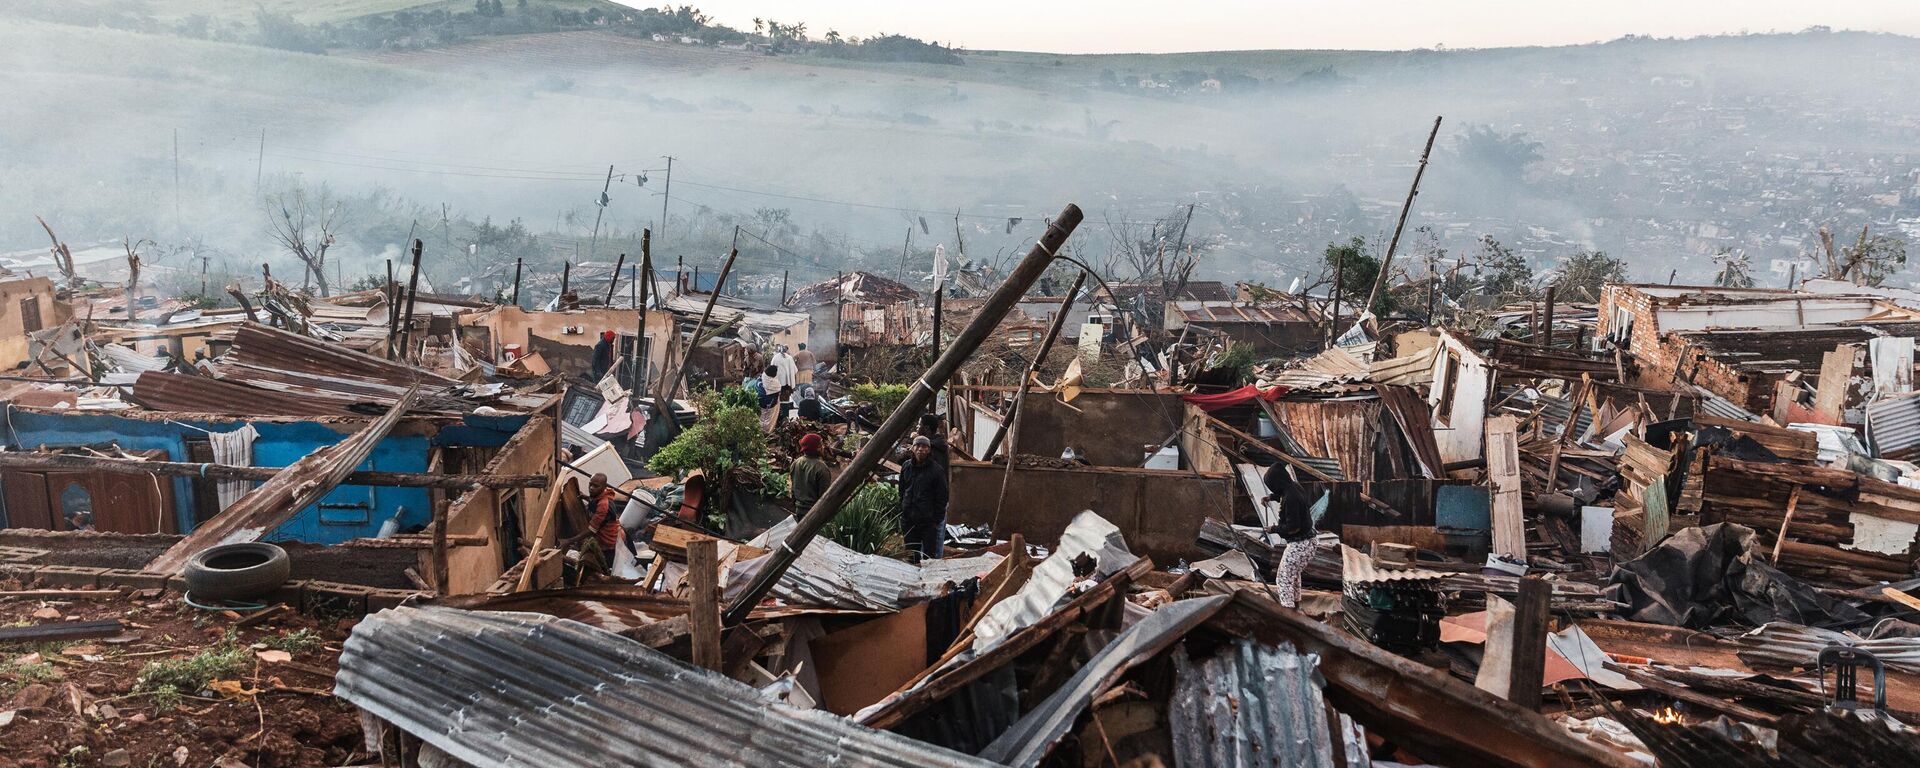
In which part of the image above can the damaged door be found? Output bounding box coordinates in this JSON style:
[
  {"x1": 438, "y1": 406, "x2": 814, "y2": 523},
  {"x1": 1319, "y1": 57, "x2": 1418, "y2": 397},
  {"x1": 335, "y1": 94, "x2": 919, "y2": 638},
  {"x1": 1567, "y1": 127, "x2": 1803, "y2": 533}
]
[{"x1": 2, "y1": 466, "x2": 177, "y2": 534}]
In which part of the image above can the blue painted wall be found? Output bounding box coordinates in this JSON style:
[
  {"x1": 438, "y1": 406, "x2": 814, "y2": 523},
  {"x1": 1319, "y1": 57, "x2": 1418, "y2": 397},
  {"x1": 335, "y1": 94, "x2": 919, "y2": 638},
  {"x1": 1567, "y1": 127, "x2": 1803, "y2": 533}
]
[{"x1": 2, "y1": 410, "x2": 529, "y2": 544}]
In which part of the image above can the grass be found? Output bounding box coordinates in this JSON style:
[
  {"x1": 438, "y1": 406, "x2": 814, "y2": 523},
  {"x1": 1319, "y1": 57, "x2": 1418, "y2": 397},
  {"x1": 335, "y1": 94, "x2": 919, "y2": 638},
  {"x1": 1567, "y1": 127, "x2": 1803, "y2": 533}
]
[
  {"x1": 2, "y1": 658, "x2": 62, "y2": 697},
  {"x1": 134, "y1": 645, "x2": 249, "y2": 709},
  {"x1": 820, "y1": 482, "x2": 905, "y2": 557},
  {"x1": 263, "y1": 628, "x2": 323, "y2": 655}
]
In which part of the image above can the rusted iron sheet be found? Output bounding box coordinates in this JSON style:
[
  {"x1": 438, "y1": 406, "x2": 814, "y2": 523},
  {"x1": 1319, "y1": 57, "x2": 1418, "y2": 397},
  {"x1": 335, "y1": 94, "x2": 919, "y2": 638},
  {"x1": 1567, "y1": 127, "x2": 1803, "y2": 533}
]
[
  {"x1": 130, "y1": 370, "x2": 356, "y2": 418},
  {"x1": 145, "y1": 386, "x2": 419, "y2": 573},
  {"x1": 1211, "y1": 591, "x2": 1640, "y2": 768}
]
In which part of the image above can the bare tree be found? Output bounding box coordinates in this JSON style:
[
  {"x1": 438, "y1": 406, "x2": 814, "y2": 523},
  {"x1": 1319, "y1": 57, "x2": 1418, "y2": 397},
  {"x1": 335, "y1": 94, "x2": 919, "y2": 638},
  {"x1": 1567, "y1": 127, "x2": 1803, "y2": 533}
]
[
  {"x1": 1819, "y1": 224, "x2": 1908, "y2": 287},
  {"x1": 263, "y1": 182, "x2": 343, "y2": 297},
  {"x1": 34, "y1": 215, "x2": 78, "y2": 288}
]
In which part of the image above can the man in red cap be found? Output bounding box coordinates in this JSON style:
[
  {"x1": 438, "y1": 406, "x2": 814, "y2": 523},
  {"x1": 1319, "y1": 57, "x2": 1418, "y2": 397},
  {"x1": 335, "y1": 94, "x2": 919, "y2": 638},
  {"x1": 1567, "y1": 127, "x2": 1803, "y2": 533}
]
[
  {"x1": 790, "y1": 432, "x2": 830, "y2": 512},
  {"x1": 590, "y1": 330, "x2": 616, "y2": 381}
]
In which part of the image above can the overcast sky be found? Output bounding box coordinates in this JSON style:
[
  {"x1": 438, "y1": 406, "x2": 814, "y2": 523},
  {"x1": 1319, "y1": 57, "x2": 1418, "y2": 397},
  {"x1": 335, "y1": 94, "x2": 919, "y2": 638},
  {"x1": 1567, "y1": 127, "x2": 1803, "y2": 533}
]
[{"x1": 615, "y1": 1, "x2": 1920, "y2": 54}]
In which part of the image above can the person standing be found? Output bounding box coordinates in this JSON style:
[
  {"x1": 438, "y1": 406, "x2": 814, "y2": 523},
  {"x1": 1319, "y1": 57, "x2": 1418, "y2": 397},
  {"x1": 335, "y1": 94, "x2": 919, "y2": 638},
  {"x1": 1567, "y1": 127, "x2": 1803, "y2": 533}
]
[
  {"x1": 758, "y1": 364, "x2": 782, "y2": 432},
  {"x1": 1262, "y1": 461, "x2": 1318, "y2": 608},
  {"x1": 590, "y1": 330, "x2": 616, "y2": 381},
  {"x1": 790, "y1": 433, "x2": 830, "y2": 512},
  {"x1": 792, "y1": 343, "x2": 816, "y2": 386},
  {"x1": 771, "y1": 345, "x2": 798, "y2": 423},
  {"x1": 583, "y1": 473, "x2": 624, "y2": 573},
  {"x1": 898, "y1": 435, "x2": 949, "y2": 561}
]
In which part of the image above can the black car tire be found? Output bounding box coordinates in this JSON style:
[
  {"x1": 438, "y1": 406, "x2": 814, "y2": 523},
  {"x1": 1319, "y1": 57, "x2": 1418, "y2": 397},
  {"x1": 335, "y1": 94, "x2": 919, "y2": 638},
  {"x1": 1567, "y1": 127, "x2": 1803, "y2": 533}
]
[{"x1": 182, "y1": 542, "x2": 291, "y2": 602}]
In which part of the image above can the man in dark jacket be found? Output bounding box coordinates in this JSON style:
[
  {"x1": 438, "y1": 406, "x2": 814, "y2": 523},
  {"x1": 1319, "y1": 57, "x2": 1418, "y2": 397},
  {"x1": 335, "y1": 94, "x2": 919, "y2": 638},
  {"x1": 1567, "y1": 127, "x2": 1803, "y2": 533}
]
[{"x1": 898, "y1": 435, "x2": 949, "y2": 560}]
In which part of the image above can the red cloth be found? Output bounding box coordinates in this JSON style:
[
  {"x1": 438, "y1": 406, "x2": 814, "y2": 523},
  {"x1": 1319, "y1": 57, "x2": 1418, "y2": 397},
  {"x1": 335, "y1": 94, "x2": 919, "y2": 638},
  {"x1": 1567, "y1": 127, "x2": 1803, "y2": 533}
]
[
  {"x1": 1181, "y1": 385, "x2": 1288, "y2": 411},
  {"x1": 586, "y1": 489, "x2": 622, "y2": 551}
]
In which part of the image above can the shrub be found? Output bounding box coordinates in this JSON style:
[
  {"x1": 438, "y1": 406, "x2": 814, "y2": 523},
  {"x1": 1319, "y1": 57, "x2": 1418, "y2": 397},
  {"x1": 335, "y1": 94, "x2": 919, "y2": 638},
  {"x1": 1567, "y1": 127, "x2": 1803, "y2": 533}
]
[
  {"x1": 848, "y1": 383, "x2": 909, "y2": 420},
  {"x1": 821, "y1": 482, "x2": 904, "y2": 556},
  {"x1": 648, "y1": 388, "x2": 769, "y2": 481}
]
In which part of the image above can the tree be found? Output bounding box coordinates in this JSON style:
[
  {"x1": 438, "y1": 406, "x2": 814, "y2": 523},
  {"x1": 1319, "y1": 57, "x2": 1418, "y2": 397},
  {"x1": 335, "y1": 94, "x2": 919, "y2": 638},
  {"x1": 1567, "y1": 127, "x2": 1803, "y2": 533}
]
[
  {"x1": 1454, "y1": 125, "x2": 1544, "y2": 182},
  {"x1": 1820, "y1": 224, "x2": 1908, "y2": 287},
  {"x1": 263, "y1": 183, "x2": 344, "y2": 297},
  {"x1": 1553, "y1": 249, "x2": 1629, "y2": 301},
  {"x1": 1712, "y1": 247, "x2": 1755, "y2": 288},
  {"x1": 1476, "y1": 235, "x2": 1533, "y2": 298},
  {"x1": 1322, "y1": 237, "x2": 1390, "y2": 314}
]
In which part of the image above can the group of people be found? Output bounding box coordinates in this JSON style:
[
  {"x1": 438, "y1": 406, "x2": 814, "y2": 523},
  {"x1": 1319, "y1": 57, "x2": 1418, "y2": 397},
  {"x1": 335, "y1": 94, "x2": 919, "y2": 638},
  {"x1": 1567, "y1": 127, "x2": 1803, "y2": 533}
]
[
  {"x1": 747, "y1": 343, "x2": 817, "y2": 432},
  {"x1": 788, "y1": 419, "x2": 950, "y2": 562}
]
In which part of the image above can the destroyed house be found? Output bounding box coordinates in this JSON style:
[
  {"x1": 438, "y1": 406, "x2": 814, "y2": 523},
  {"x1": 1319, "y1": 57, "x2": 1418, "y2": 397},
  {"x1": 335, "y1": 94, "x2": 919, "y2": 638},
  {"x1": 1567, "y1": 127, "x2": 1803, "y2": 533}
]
[
  {"x1": 0, "y1": 322, "x2": 556, "y2": 548},
  {"x1": 0, "y1": 274, "x2": 67, "y2": 368},
  {"x1": 1165, "y1": 299, "x2": 1320, "y2": 356},
  {"x1": 785, "y1": 271, "x2": 924, "y2": 359}
]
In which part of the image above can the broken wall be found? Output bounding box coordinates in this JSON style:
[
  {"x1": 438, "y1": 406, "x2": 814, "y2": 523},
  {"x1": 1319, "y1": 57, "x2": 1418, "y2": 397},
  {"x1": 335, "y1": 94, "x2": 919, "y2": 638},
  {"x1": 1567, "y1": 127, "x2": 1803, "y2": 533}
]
[
  {"x1": 952, "y1": 387, "x2": 1187, "y2": 467},
  {"x1": 0, "y1": 276, "x2": 64, "y2": 368},
  {"x1": 460, "y1": 305, "x2": 675, "y2": 382},
  {"x1": 946, "y1": 458, "x2": 1226, "y2": 564},
  {"x1": 442, "y1": 414, "x2": 555, "y2": 594},
  {"x1": 1426, "y1": 331, "x2": 1491, "y2": 466}
]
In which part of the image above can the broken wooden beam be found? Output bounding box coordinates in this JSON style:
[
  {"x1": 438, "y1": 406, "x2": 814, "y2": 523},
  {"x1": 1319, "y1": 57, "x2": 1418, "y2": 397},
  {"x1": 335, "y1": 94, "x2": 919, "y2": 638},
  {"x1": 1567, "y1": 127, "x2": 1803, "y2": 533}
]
[
  {"x1": 1508, "y1": 576, "x2": 1551, "y2": 711},
  {"x1": 145, "y1": 386, "x2": 421, "y2": 574},
  {"x1": 0, "y1": 450, "x2": 546, "y2": 490},
  {"x1": 687, "y1": 538, "x2": 723, "y2": 672}
]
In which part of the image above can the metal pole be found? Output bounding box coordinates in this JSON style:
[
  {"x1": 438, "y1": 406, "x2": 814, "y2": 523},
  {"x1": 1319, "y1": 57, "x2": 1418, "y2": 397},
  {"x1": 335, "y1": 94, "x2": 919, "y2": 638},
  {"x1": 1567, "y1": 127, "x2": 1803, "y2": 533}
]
[
  {"x1": 1328, "y1": 253, "x2": 1345, "y2": 346},
  {"x1": 979, "y1": 270, "x2": 1087, "y2": 460},
  {"x1": 723, "y1": 203, "x2": 1084, "y2": 625},
  {"x1": 1363, "y1": 115, "x2": 1443, "y2": 317}
]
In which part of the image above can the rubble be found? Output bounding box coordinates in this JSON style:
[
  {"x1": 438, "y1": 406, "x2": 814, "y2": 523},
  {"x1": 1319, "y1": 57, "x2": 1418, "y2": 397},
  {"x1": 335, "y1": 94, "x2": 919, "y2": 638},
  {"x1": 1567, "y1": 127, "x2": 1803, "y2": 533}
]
[{"x1": 4, "y1": 214, "x2": 1920, "y2": 766}]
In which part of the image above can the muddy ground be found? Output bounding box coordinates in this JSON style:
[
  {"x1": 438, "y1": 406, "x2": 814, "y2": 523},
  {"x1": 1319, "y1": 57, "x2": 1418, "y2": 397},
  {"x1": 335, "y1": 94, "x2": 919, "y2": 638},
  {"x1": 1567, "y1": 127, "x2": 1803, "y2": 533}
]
[{"x1": 0, "y1": 587, "x2": 364, "y2": 768}]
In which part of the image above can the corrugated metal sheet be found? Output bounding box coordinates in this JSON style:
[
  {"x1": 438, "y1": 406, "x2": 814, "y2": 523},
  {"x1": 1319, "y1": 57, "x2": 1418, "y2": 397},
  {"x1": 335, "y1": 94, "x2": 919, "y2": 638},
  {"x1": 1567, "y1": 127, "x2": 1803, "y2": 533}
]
[
  {"x1": 336, "y1": 606, "x2": 994, "y2": 768},
  {"x1": 1171, "y1": 638, "x2": 1336, "y2": 768},
  {"x1": 1340, "y1": 544, "x2": 1446, "y2": 583},
  {"x1": 971, "y1": 511, "x2": 1136, "y2": 653},
  {"x1": 1692, "y1": 384, "x2": 1760, "y2": 422},
  {"x1": 130, "y1": 370, "x2": 358, "y2": 418},
  {"x1": 97, "y1": 343, "x2": 169, "y2": 373},
  {"x1": 1264, "y1": 348, "x2": 1372, "y2": 390},
  {"x1": 1264, "y1": 398, "x2": 1382, "y2": 482},
  {"x1": 1869, "y1": 391, "x2": 1920, "y2": 461},
  {"x1": 1371, "y1": 348, "x2": 1435, "y2": 386},
  {"x1": 788, "y1": 271, "x2": 921, "y2": 310},
  {"x1": 1170, "y1": 301, "x2": 1313, "y2": 325},
  {"x1": 207, "y1": 322, "x2": 470, "y2": 412},
  {"x1": 732, "y1": 517, "x2": 1002, "y2": 611},
  {"x1": 980, "y1": 595, "x2": 1232, "y2": 767},
  {"x1": 664, "y1": 294, "x2": 811, "y2": 334},
  {"x1": 1735, "y1": 621, "x2": 1920, "y2": 674}
]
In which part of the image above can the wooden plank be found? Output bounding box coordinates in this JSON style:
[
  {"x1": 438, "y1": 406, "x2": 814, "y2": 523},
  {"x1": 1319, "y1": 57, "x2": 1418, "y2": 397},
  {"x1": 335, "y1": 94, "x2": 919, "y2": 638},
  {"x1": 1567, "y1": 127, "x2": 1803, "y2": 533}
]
[
  {"x1": 1509, "y1": 576, "x2": 1551, "y2": 711},
  {"x1": 515, "y1": 481, "x2": 566, "y2": 593},
  {"x1": 1486, "y1": 415, "x2": 1526, "y2": 559},
  {"x1": 145, "y1": 386, "x2": 420, "y2": 574},
  {"x1": 687, "y1": 538, "x2": 723, "y2": 672},
  {"x1": 1770, "y1": 486, "x2": 1802, "y2": 566},
  {"x1": 1812, "y1": 343, "x2": 1859, "y2": 422}
]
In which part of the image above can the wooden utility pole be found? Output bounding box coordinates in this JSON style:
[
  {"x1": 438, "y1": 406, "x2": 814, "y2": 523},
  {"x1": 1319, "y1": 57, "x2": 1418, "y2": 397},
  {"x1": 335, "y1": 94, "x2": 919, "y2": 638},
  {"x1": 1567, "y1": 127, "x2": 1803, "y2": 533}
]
[
  {"x1": 172, "y1": 128, "x2": 181, "y2": 228},
  {"x1": 255, "y1": 128, "x2": 265, "y2": 193},
  {"x1": 606, "y1": 253, "x2": 626, "y2": 304},
  {"x1": 397, "y1": 239, "x2": 424, "y2": 361},
  {"x1": 664, "y1": 248, "x2": 739, "y2": 402},
  {"x1": 560, "y1": 261, "x2": 572, "y2": 301},
  {"x1": 658, "y1": 155, "x2": 674, "y2": 253},
  {"x1": 633, "y1": 230, "x2": 653, "y2": 394},
  {"x1": 588, "y1": 164, "x2": 614, "y2": 261},
  {"x1": 1542, "y1": 286, "x2": 1556, "y2": 348},
  {"x1": 1363, "y1": 115, "x2": 1444, "y2": 318},
  {"x1": 511, "y1": 258, "x2": 523, "y2": 307},
  {"x1": 980, "y1": 271, "x2": 1085, "y2": 460},
  {"x1": 724, "y1": 203, "x2": 1085, "y2": 626},
  {"x1": 1327, "y1": 253, "x2": 1346, "y2": 345},
  {"x1": 895, "y1": 227, "x2": 913, "y2": 283}
]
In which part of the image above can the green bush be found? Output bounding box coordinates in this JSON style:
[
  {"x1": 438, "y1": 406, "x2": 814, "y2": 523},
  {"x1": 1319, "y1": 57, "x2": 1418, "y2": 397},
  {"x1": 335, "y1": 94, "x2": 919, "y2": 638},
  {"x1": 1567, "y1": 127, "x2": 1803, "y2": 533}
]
[
  {"x1": 821, "y1": 482, "x2": 904, "y2": 556},
  {"x1": 648, "y1": 389, "x2": 769, "y2": 481},
  {"x1": 849, "y1": 383, "x2": 910, "y2": 420}
]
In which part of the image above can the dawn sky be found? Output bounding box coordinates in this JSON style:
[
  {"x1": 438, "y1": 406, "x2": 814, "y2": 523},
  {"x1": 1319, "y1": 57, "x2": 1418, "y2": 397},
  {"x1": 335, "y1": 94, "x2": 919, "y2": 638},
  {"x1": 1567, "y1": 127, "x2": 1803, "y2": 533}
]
[{"x1": 616, "y1": 1, "x2": 1920, "y2": 54}]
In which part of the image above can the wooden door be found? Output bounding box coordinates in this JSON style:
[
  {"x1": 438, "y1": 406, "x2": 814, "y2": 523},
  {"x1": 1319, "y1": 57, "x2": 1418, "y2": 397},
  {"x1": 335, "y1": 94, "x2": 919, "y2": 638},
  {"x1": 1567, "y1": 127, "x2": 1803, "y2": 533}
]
[
  {"x1": 42, "y1": 470, "x2": 177, "y2": 534},
  {"x1": 1, "y1": 470, "x2": 54, "y2": 530}
]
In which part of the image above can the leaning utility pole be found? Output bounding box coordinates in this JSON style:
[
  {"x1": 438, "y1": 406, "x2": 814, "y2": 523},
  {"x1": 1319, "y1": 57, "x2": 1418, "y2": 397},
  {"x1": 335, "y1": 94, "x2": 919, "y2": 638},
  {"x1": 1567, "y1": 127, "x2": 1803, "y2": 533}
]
[
  {"x1": 588, "y1": 164, "x2": 614, "y2": 261},
  {"x1": 1362, "y1": 115, "x2": 1443, "y2": 320},
  {"x1": 606, "y1": 253, "x2": 626, "y2": 304},
  {"x1": 724, "y1": 203, "x2": 1085, "y2": 626},
  {"x1": 658, "y1": 156, "x2": 674, "y2": 254}
]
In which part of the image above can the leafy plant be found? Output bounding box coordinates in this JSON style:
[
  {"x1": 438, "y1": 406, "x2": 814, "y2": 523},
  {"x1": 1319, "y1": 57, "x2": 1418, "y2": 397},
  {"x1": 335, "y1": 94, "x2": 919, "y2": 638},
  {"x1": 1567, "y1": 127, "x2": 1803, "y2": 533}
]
[
  {"x1": 820, "y1": 482, "x2": 905, "y2": 557},
  {"x1": 1213, "y1": 342, "x2": 1257, "y2": 385},
  {"x1": 135, "y1": 645, "x2": 247, "y2": 706},
  {"x1": 848, "y1": 383, "x2": 910, "y2": 420},
  {"x1": 757, "y1": 458, "x2": 789, "y2": 501},
  {"x1": 648, "y1": 389, "x2": 770, "y2": 481},
  {"x1": 3, "y1": 658, "x2": 59, "y2": 696},
  {"x1": 264, "y1": 628, "x2": 322, "y2": 655}
]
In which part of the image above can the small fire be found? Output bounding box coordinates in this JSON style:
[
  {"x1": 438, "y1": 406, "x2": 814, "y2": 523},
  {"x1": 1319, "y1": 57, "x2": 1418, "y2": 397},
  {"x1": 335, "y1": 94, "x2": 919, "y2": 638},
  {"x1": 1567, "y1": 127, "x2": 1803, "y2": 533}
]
[{"x1": 1651, "y1": 706, "x2": 1684, "y2": 725}]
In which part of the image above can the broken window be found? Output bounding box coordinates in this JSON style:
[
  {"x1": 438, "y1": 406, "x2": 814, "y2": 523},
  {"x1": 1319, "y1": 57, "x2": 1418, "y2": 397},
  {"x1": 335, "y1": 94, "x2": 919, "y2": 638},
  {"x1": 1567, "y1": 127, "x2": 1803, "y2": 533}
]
[
  {"x1": 1436, "y1": 351, "x2": 1461, "y2": 425},
  {"x1": 57, "y1": 483, "x2": 92, "y2": 528},
  {"x1": 18, "y1": 296, "x2": 41, "y2": 333}
]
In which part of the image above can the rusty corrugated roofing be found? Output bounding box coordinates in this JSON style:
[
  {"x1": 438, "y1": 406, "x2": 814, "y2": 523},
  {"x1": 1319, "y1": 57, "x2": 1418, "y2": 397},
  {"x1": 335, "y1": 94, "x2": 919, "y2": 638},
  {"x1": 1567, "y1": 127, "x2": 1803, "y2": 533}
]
[
  {"x1": 1171, "y1": 300, "x2": 1314, "y2": 325},
  {"x1": 129, "y1": 371, "x2": 357, "y2": 418},
  {"x1": 204, "y1": 322, "x2": 472, "y2": 413}
]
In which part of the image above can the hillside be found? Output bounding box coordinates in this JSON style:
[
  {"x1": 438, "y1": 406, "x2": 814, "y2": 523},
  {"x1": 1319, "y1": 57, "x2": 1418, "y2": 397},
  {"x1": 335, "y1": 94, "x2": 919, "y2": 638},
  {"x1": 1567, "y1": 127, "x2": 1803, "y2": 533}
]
[{"x1": 6, "y1": 6, "x2": 1920, "y2": 292}]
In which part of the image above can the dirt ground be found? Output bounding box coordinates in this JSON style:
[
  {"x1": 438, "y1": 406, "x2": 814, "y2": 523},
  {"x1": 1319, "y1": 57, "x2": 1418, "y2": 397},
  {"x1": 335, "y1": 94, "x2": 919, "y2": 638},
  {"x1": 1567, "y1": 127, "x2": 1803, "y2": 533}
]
[{"x1": 0, "y1": 588, "x2": 364, "y2": 768}]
